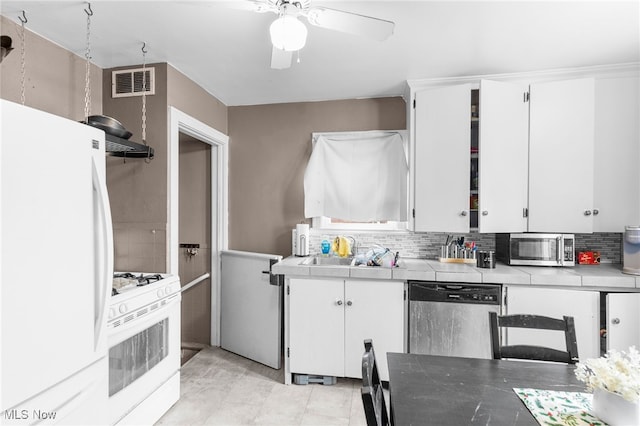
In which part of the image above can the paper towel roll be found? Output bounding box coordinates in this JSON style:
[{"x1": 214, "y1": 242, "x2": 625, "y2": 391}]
[{"x1": 295, "y1": 224, "x2": 310, "y2": 256}]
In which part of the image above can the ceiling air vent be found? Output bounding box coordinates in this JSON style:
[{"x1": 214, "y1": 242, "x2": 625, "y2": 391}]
[{"x1": 112, "y1": 67, "x2": 155, "y2": 98}]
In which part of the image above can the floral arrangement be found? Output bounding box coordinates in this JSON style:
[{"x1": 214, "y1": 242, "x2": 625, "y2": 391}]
[{"x1": 575, "y1": 346, "x2": 640, "y2": 403}]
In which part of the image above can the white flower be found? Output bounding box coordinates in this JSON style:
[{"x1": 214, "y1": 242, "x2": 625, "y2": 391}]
[{"x1": 575, "y1": 346, "x2": 640, "y2": 402}]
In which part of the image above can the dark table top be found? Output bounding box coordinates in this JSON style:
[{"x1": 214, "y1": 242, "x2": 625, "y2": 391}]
[{"x1": 387, "y1": 353, "x2": 587, "y2": 426}]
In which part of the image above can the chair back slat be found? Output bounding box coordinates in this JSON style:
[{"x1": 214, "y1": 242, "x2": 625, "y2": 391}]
[
  {"x1": 498, "y1": 314, "x2": 567, "y2": 330},
  {"x1": 489, "y1": 312, "x2": 579, "y2": 364}
]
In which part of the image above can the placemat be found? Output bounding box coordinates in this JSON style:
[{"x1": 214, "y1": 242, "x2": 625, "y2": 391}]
[{"x1": 513, "y1": 388, "x2": 607, "y2": 426}]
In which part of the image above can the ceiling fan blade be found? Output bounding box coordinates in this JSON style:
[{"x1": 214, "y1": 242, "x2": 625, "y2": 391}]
[
  {"x1": 271, "y1": 46, "x2": 293, "y2": 69},
  {"x1": 228, "y1": 0, "x2": 278, "y2": 13},
  {"x1": 305, "y1": 6, "x2": 394, "y2": 41}
]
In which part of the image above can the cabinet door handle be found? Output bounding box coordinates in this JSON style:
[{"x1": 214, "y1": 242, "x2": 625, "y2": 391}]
[
  {"x1": 336, "y1": 300, "x2": 343, "y2": 306},
  {"x1": 346, "y1": 300, "x2": 353, "y2": 306},
  {"x1": 593, "y1": 209, "x2": 599, "y2": 216},
  {"x1": 611, "y1": 318, "x2": 620, "y2": 325},
  {"x1": 482, "y1": 210, "x2": 488, "y2": 216},
  {"x1": 584, "y1": 210, "x2": 592, "y2": 216},
  {"x1": 460, "y1": 210, "x2": 468, "y2": 217}
]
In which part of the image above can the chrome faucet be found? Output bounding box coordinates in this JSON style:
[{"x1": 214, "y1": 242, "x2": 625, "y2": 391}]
[{"x1": 345, "y1": 235, "x2": 357, "y2": 256}]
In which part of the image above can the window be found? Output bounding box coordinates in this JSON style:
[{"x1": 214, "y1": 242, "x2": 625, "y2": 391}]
[
  {"x1": 304, "y1": 130, "x2": 409, "y2": 231},
  {"x1": 312, "y1": 216, "x2": 407, "y2": 231}
]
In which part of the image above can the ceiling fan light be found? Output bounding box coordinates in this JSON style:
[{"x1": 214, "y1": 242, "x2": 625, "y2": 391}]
[{"x1": 270, "y1": 15, "x2": 307, "y2": 51}]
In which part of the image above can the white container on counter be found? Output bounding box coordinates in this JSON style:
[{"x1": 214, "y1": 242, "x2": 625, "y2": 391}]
[
  {"x1": 294, "y1": 223, "x2": 310, "y2": 257},
  {"x1": 623, "y1": 225, "x2": 640, "y2": 275}
]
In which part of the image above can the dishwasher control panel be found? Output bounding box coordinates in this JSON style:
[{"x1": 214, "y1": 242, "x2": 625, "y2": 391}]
[
  {"x1": 408, "y1": 282, "x2": 502, "y2": 305},
  {"x1": 450, "y1": 292, "x2": 499, "y2": 303}
]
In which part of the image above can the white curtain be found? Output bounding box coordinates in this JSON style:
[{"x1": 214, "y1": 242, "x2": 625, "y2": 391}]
[{"x1": 304, "y1": 130, "x2": 408, "y2": 222}]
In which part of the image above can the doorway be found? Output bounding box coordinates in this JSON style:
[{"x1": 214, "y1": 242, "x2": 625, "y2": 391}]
[
  {"x1": 168, "y1": 108, "x2": 229, "y2": 349},
  {"x1": 178, "y1": 134, "x2": 211, "y2": 359}
]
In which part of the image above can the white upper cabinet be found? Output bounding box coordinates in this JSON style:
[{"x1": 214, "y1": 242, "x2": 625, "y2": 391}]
[
  {"x1": 414, "y1": 84, "x2": 471, "y2": 233},
  {"x1": 528, "y1": 78, "x2": 595, "y2": 232},
  {"x1": 413, "y1": 80, "x2": 531, "y2": 233},
  {"x1": 409, "y1": 66, "x2": 638, "y2": 234},
  {"x1": 593, "y1": 77, "x2": 640, "y2": 232},
  {"x1": 478, "y1": 80, "x2": 529, "y2": 233}
]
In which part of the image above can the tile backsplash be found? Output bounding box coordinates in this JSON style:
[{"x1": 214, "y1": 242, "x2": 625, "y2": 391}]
[
  {"x1": 308, "y1": 231, "x2": 622, "y2": 264},
  {"x1": 575, "y1": 233, "x2": 622, "y2": 263}
]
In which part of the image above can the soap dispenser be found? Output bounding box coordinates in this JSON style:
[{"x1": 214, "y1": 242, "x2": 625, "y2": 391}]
[{"x1": 321, "y1": 239, "x2": 331, "y2": 256}]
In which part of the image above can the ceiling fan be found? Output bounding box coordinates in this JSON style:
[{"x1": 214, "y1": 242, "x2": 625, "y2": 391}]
[{"x1": 242, "y1": 0, "x2": 395, "y2": 69}]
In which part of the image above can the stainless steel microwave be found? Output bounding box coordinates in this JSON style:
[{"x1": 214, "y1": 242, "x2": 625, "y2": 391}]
[{"x1": 496, "y1": 233, "x2": 575, "y2": 267}]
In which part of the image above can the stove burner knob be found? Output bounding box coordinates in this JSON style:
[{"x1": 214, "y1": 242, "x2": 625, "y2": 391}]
[
  {"x1": 165, "y1": 286, "x2": 172, "y2": 295},
  {"x1": 157, "y1": 289, "x2": 164, "y2": 298},
  {"x1": 118, "y1": 304, "x2": 128, "y2": 314},
  {"x1": 109, "y1": 308, "x2": 116, "y2": 319}
]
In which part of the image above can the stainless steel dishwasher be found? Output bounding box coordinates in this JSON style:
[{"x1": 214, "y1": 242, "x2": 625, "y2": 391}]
[{"x1": 408, "y1": 281, "x2": 502, "y2": 359}]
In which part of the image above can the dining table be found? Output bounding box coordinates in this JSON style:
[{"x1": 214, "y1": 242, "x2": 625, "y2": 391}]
[{"x1": 387, "y1": 353, "x2": 588, "y2": 426}]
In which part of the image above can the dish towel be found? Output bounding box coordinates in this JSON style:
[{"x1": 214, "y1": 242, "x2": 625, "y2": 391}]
[
  {"x1": 513, "y1": 388, "x2": 606, "y2": 426},
  {"x1": 304, "y1": 131, "x2": 408, "y2": 221},
  {"x1": 331, "y1": 237, "x2": 351, "y2": 257}
]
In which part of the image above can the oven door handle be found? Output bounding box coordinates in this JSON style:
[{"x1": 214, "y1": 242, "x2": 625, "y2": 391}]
[{"x1": 93, "y1": 156, "x2": 114, "y2": 352}]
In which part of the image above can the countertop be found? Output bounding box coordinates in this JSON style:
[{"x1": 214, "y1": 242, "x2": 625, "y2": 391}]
[{"x1": 273, "y1": 256, "x2": 640, "y2": 289}]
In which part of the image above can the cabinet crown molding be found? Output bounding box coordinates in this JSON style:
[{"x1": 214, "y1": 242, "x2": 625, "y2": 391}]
[{"x1": 406, "y1": 62, "x2": 640, "y2": 92}]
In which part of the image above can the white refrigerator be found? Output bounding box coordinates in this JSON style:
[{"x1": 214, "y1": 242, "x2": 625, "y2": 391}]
[{"x1": 1, "y1": 100, "x2": 113, "y2": 425}]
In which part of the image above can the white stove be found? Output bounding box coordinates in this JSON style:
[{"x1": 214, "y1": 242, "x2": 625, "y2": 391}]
[
  {"x1": 108, "y1": 272, "x2": 180, "y2": 330},
  {"x1": 107, "y1": 272, "x2": 181, "y2": 425}
]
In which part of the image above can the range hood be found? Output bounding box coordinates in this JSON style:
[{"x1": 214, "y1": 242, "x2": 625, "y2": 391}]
[{"x1": 104, "y1": 133, "x2": 154, "y2": 159}]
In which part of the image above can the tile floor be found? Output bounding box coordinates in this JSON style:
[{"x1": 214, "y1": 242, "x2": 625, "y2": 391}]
[{"x1": 156, "y1": 346, "x2": 368, "y2": 426}]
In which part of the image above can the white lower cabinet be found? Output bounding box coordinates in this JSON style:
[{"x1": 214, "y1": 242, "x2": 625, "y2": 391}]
[
  {"x1": 504, "y1": 286, "x2": 600, "y2": 360},
  {"x1": 288, "y1": 278, "x2": 404, "y2": 381},
  {"x1": 505, "y1": 286, "x2": 640, "y2": 360},
  {"x1": 606, "y1": 293, "x2": 640, "y2": 352}
]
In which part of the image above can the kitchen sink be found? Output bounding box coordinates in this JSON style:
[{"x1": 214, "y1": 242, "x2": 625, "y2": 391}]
[{"x1": 300, "y1": 256, "x2": 355, "y2": 266}]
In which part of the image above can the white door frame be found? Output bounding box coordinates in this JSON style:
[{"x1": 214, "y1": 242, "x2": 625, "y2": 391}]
[{"x1": 168, "y1": 107, "x2": 229, "y2": 346}]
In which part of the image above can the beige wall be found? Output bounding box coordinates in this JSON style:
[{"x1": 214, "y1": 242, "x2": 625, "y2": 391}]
[
  {"x1": 167, "y1": 64, "x2": 227, "y2": 134},
  {"x1": 104, "y1": 63, "x2": 170, "y2": 273},
  {"x1": 104, "y1": 62, "x2": 228, "y2": 274},
  {"x1": 0, "y1": 15, "x2": 102, "y2": 119},
  {"x1": 228, "y1": 97, "x2": 406, "y2": 257}
]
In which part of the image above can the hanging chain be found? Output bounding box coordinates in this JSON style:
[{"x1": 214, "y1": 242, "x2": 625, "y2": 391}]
[
  {"x1": 141, "y1": 43, "x2": 147, "y2": 144},
  {"x1": 141, "y1": 42, "x2": 152, "y2": 163},
  {"x1": 19, "y1": 11, "x2": 26, "y2": 105},
  {"x1": 83, "y1": 3, "x2": 93, "y2": 122}
]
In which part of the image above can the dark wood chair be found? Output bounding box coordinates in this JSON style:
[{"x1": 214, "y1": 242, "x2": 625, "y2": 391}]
[
  {"x1": 489, "y1": 312, "x2": 579, "y2": 364},
  {"x1": 361, "y1": 339, "x2": 390, "y2": 426}
]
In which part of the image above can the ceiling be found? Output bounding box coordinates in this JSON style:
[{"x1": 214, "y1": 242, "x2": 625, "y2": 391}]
[{"x1": 1, "y1": 1, "x2": 638, "y2": 106}]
